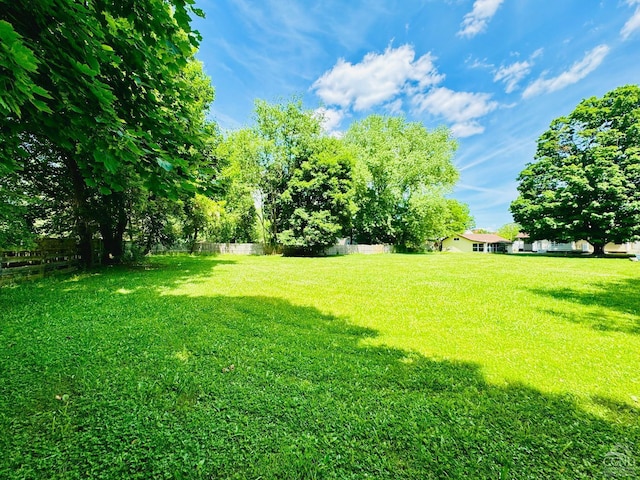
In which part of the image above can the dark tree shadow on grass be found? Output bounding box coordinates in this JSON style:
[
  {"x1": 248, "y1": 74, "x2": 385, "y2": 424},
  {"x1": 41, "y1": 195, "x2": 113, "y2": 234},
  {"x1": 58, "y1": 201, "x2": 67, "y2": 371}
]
[
  {"x1": 1, "y1": 259, "x2": 639, "y2": 479},
  {"x1": 529, "y1": 277, "x2": 640, "y2": 335}
]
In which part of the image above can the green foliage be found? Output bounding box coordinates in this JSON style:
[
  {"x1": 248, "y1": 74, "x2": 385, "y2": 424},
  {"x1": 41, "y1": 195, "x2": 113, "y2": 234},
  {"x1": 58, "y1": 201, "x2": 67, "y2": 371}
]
[
  {"x1": 442, "y1": 199, "x2": 474, "y2": 236},
  {"x1": 126, "y1": 194, "x2": 182, "y2": 255},
  {"x1": 0, "y1": 181, "x2": 35, "y2": 249},
  {"x1": 0, "y1": 20, "x2": 50, "y2": 120},
  {"x1": 279, "y1": 138, "x2": 355, "y2": 254},
  {"x1": 497, "y1": 222, "x2": 522, "y2": 242},
  {"x1": 0, "y1": 0, "x2": 216, "y2": 263},
  {"x1": 214, "y1": 129, "x2": 263, "y2": 242},
  {"x1": 396, "y1": 197, "x2": 474, "y2": 251},
  {"x1": 511, "y1": 85, "x2": 640, "y2": 254},
  {"x1": 181, "y1": 194, "x2": 228, "y2": 245},
  {"x1": 1, "y1": 255, "x2": 639, "y2": 478},
  {"x1": 345, "y1": 115, "x2": 460, "y2": 248},
  {"x1": 1, "y1": 0, "x2": 207, "y2": 189},
  {"x1": 251, "y1": 99, "x2": 324, "y2": 246}
]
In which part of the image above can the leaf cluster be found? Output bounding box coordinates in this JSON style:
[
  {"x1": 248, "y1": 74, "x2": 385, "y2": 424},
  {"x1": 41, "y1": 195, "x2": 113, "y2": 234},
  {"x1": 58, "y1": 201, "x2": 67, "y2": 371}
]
[
  {"x1": 345, "y1": 115, "x2": 463, "y2": 248},
  {"x1": 0, "y1": 1, "x2": 218, "y2": 260},
  {"x1": 511, "y1": 85, "x2": 640, "y2": 250}
]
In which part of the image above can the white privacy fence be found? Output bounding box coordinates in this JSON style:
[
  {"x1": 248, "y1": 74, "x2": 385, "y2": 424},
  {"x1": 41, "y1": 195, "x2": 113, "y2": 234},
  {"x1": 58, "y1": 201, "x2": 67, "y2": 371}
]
[{"x1": 151, "y1": 242, "x2": 391, "y2": 256}]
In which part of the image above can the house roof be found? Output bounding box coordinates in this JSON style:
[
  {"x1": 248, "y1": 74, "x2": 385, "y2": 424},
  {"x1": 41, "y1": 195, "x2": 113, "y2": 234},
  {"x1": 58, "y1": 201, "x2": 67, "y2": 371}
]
[
  {"x1": 515, "y1": 232, "x2": 529, "y2": 239},
  {"x1": 458, "y1": 233, "x2": 511, "y2": 243}
]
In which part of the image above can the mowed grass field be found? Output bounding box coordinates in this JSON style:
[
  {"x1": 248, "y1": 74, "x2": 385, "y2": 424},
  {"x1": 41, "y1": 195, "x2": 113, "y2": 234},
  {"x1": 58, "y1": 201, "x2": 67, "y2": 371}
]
[{"x1": 1, "y1": 253, "x2": 638, "y2": 479}]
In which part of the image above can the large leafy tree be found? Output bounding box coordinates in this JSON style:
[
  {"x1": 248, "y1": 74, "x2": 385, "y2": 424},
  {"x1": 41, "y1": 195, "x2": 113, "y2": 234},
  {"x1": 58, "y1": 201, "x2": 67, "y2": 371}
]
[
  {"x1": 251, "y1": 99, "x2": 323, "y2": 246},
  {"x1": 345, "y1": 115, "x2": 459, "y2": 249},
  {"x1": 424, "y1": 198, "x2": 474, "y2": 250},
  {"x1": 510, "y1": 85, "x2": 640, "y2": 255},
  {"x1": 1, "y1": 0, "x2": 206, "y2": 183},
  {"x1": 278, "y1": 137, "x2": 355, "y2": 254},
  {"x1": 214, "y1": 129, "x2": 263, "y2": 243},
  {"x1": 0, "y1": 1, "x2": 215, "y2": 262},
  {"x1": 224, "y1": 100, "x2": 356, "y2": 253}
]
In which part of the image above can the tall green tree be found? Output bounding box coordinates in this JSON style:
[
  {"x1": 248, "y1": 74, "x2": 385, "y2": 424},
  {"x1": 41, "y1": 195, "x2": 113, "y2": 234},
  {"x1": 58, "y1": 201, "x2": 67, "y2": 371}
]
[
  {"x1": 510, "y1": 85, "x2": 640, "y2": 255},
  {"x1": 1, "y1": 1, "x2": 215, "y2": 263},
  {"x1": 215, "y1": 129, "x2": 263, "y2": 243},
  {"x1": 424, "y1": 199, "x2": 474, "y2": 250},
  {"x1": 278, "y1": 137, "x2": 355, "y2": 254},
  {"x1": 251, "y1": 99, "x2": 323, "y2": 246},
  {"x1": 345, "y1": 115, "x2": 459, "y2": 249}
]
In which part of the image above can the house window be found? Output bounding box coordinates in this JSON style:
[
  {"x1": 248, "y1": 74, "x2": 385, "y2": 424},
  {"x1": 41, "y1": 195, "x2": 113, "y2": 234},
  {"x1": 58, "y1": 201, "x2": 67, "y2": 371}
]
[
  {"x1": 453, "y1": 237, "x2": 459, "y2": 241},
  {"x1": 473, "y1": 243, "x2": 483, "y2": 252}
]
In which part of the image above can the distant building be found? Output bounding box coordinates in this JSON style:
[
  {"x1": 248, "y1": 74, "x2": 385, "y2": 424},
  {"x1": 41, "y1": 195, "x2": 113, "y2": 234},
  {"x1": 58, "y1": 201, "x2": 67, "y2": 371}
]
[
  {"x1": 441, "y1": 233, "x2": 511, "y2": 253},
  {"x1": 513, "y1": 236, "x2": 640, "y2": 255},
  {"x1": 511, "y1": 233, "x2": 532, "y2": 252}
]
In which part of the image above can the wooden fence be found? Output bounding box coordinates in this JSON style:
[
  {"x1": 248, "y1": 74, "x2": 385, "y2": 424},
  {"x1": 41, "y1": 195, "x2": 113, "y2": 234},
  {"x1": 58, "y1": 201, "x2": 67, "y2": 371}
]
[
  {"x1": 0, "y1": 248, "x2": 81, "y2": 285},
  {"x1": 0, "y1": 238, "x2": 102, "y2": 286}
]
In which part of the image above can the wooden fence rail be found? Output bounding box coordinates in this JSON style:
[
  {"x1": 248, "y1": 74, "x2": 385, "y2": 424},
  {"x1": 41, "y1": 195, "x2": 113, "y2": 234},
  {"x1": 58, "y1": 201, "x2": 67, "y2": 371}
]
[{"x1": 0, "y1": 249, "x2": 82, "y2": 285}]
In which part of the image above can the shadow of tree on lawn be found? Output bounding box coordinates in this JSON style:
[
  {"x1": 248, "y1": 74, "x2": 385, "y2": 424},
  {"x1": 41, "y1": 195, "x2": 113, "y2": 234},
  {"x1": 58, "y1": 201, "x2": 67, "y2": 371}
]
[
  {"x1": 1, "y1": 258, "x2": 639, "y2": 479},
  {"x1": 529, "y1": 277, "x2": 640, "y2": 335}
]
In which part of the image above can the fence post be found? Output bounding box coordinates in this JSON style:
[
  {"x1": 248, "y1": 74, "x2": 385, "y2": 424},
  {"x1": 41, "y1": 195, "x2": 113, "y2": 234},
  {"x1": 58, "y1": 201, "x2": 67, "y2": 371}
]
[{"x1": 40, "y1": 250, "x2": 47, "y2": 278}]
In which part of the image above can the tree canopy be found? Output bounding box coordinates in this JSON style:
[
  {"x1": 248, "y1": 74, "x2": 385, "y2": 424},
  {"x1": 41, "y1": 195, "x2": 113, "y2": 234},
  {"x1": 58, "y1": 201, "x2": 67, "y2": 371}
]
[
  {"x1": 2, "y1": 1, "x2": 471, "y2": 258},
  {"x1": 510, "y1": 85, "x2": 640, "y2": 254},
  {"x1": 278, "y1": 137, "x2": 355, "y2": 255},
  {"x1": 345, "y1": 115, "x2": 462, "y2": 249},
  {"x1": 1, "y1": 0, "x2": 217, "y2": 262},
  {"x1": 229, "y1": 100, "x2": 355, "y2": 253}
]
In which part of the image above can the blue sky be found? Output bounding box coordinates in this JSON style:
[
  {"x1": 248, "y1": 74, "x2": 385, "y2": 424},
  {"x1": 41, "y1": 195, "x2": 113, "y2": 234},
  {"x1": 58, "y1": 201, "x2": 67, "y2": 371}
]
[{"x1": 191, "y1": 0, "x2": 640, "y2": 230}]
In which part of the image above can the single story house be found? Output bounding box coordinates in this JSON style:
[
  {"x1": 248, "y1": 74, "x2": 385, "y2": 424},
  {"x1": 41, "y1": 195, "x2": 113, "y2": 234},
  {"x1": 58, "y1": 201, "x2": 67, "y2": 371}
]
[
  {"x1": 604, "y1": 241, "x2": 640, "y2": 254},
  {"x1": 442, "y1": 233, "x2": 511, "y2": 253},
  {"x1": 530, "y1": 239, "x2": 593, "y2": 254},
  {"x1": 514, "y1": 236, "x2": 640, "y2": 255}
]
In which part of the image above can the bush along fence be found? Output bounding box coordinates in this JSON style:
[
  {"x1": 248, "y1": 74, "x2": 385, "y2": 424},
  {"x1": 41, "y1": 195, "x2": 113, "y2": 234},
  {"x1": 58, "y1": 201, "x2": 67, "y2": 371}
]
[{"x1": 0, "y1": 238, "x2": 101, "y2": 286}]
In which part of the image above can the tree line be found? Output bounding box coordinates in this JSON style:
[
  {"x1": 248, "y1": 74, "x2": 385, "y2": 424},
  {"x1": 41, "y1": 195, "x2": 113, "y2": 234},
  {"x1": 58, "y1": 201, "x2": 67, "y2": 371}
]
[
  {"x1": 0, "y1": 1, "x2": 473, "y2": 263},
  {"x1": 217, "y1": 101, "x2": 473, "y2": 255}
]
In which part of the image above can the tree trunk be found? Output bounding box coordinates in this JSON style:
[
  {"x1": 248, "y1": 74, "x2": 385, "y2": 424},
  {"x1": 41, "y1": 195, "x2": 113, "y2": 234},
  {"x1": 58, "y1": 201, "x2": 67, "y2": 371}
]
[
  {"x1": 66, "y1": 156, "x2": 94, "y2": 268},
  {"x1": 76, "y1": 222, "x2": 94, "y2": 268},
  {"x1": 592, "y1": 243, "x2": 605, "y2": 256},
  {"x1": 189, "y1": 227, "x2": 199, "y2": 254},
  {"x1": 99, "y1": 192, "x2": 127, "y2": 264}
]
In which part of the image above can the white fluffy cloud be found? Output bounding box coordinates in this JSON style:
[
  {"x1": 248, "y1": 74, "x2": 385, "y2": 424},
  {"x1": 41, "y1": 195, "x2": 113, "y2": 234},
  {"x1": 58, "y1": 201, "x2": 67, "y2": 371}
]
[
  {"x1": 312, "y1": 45, "x2": 500, "y2": 138},
  {"x1": 493, "y1": 61, "x2": 532, "y2": 93},
  {"x1": 450, "y1": 122, "x2": 486, "y2": 138},
  {"x1": 314, "y1": 107, "x2": 345, "y2": 136},
  {"x1": 311, "y1": 45, "x2": 444, "y2": 111},
  {"x1": 414, "y1": 87, "x2": 499, "y2": 137},
  {"x1": 457, "y1": 0, "x2": 504, "y2": 38},
  {"x1": 621, "y1": 0, "x2": 640, "y2": 39},
  {"x1": 522, "y1": 45, "x2": 610, "y2": 98}
]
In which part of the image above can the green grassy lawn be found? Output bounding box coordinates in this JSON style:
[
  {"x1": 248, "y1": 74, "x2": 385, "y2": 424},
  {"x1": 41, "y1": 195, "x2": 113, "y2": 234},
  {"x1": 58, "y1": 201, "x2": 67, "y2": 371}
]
[{"x1": 1, "y1": 253, "x2": 638, "y2": 479}]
